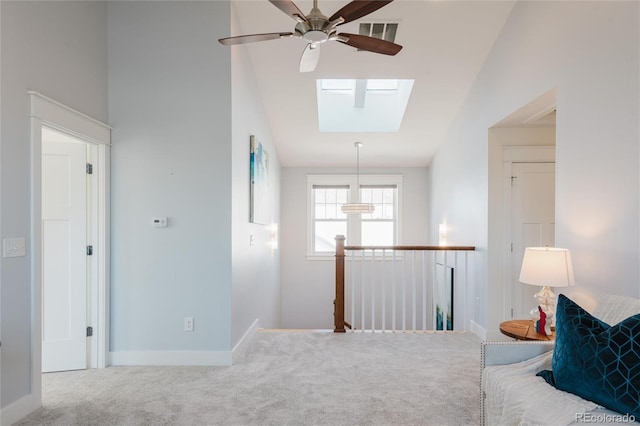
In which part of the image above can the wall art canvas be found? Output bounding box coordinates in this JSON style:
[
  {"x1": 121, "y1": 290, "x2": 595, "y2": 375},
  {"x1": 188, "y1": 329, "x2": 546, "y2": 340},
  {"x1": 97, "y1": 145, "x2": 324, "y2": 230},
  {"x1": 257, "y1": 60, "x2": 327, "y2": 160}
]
[
  {"x1": 250, "y1": 135, "x2": 270, "y2": 225},
  {"x1": 435, "y1": 263, "x2": 454, "y2": 330}
]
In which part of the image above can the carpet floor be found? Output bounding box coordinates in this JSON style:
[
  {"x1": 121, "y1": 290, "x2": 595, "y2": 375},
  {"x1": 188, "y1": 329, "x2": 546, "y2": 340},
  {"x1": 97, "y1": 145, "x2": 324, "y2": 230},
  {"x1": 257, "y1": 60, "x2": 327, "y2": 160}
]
[{"x1": 16, "y1": 331, "x2": 482, "y2": 426}]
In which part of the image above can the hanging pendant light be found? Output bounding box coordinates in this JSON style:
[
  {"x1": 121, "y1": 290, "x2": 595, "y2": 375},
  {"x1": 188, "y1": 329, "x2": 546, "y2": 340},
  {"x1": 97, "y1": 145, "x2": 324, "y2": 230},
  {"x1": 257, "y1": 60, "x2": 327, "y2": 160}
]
[{"x1": 341, "y1": 142, "x2": 375, "y2": 215}]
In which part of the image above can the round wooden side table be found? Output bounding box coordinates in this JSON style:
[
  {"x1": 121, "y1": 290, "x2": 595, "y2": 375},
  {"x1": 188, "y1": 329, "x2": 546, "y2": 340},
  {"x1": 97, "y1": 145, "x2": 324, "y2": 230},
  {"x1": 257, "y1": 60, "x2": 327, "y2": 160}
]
[{"x1": 499, "y1": 319, "x2": 554, "y2": 341}]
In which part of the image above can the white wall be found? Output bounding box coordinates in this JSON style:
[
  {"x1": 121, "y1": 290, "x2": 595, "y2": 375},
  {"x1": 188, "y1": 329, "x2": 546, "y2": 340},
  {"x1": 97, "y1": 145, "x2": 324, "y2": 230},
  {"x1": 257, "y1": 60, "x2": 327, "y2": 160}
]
[
  {"x1": 280, "y1": 167, "x2": 429, "y2": 329},
  {"x1": 230, "y1": 4, "x2": 282, "y2": 345},
  {"x1": 108, "y1": 1, "x2": 234, "y2": 359},
  {"x1": 0, "y1": 0, "x2": 108, "y2": 414},
  {"x1": 429, "y1": 1, "x2": 639, "y2": 336}
]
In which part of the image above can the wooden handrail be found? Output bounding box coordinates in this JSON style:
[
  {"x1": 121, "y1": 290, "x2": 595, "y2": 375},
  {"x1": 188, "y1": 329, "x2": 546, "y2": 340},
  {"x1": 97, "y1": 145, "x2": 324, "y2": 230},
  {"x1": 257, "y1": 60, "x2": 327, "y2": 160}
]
[
  {"x1": 334, "y1": 235, "x2": 476, "y2": 333},
  {"x1": 344, "y1": 245, "x2": 475, "y2": 251}
]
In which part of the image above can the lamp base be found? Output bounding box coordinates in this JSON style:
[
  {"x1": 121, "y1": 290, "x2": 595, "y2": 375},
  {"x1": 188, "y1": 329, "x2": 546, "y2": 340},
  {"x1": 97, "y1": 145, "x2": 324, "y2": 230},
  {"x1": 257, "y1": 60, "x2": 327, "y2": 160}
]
[
  {"x1": 531, "y1": 286, "x2": 556, "y2": 329},
  {"x1": 535, "y1": 286, "x2": 556, "y2": 311}
]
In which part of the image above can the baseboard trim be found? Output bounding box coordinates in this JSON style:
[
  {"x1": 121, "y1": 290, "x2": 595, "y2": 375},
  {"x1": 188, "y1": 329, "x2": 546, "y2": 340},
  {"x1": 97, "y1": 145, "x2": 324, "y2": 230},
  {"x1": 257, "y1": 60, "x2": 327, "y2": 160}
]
[
  {"x1": 470, "y1": 321, "x2": 506, "y2": 341},
  {"x1": 232, "y1": 318, "x2": 259, "y2": 364},
  {"x1": 485, "y1": 329, "x2": 507, "y2": 341},
  {"x1": 1, "y1": 393, "x2": 39, "y2": 426},
  {"x1": 108, "y1": 319, "x2": 261, "y2": 367},
  {"x1": 470, "y1": 320, "x2": 487, "y2": 341},
  {"x1": 109, "y1": 350, "x2": 232, "y2": 366}
]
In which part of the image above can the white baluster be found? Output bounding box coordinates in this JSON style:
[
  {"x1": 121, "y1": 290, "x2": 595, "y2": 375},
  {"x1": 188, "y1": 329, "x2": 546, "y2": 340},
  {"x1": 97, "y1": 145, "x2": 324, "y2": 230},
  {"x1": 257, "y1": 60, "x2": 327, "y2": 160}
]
[
  {"x1": 392, "y1": 250, "x2": 397, "y2": 332},
  {"x1": 350, "y1": 250, "x2": 355, "y2": 333},
  {"x1": 412, "y1": 251, "x2": 416, "y2": 332},
  {"x1": 402, "y1": 250, "x2": 406, "y2": 332},
  {"x1": 360, "y1": 250, "x2": 365, "y2": 332},
  {"x1": 382, "y1": 249, "x2": 386, "y2": 332},
  {"x1": 432, "y1": 251, "x2": 437, "y2": 330},
  {"x1": 422, "y1": 251, "x2": 427, "y2": 331},
  {"x1": 371, "y1": 249, "x2": 376, "y2": 331},
  {"x1": 443, "y1": 250, "x2": 448, "y2": 331},
  {"x1": 454, "y1": 251, "x2": 459, "y2": 331},
  {"x1": 464, "y1": 251, "x2": 468, "y2": 332}
]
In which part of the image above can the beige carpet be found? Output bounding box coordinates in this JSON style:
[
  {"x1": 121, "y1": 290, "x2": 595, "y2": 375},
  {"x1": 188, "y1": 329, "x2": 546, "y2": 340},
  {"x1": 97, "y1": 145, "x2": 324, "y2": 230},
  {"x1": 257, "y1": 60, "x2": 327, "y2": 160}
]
[{"x1": 16, "y1": 331, "x2": 481, "y2": 426}]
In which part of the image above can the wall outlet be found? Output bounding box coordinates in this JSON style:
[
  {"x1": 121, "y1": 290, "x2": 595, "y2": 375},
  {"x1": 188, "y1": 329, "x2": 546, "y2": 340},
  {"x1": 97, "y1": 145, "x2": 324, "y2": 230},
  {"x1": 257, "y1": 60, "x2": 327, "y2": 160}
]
[{"x1": 184, "y1": 317, "x2": 194, "y2": 332}]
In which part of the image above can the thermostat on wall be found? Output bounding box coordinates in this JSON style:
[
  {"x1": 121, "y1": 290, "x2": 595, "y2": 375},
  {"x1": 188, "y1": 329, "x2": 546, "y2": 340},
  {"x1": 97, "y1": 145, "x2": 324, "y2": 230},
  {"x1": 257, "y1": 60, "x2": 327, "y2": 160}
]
[{"x1": 152, "y1": 217, "x2": 168, "y2": 228}]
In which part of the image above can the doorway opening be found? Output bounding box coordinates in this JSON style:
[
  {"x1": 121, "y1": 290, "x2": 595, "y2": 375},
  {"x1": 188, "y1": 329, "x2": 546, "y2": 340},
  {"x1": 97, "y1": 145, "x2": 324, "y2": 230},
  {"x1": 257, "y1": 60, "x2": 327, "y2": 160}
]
[
  {"x1": 29, "y1": 92, "x2": 110, "y2": 404},
  {"x1": 486, "y1": 88, "x2": 556, "y2": 339}
]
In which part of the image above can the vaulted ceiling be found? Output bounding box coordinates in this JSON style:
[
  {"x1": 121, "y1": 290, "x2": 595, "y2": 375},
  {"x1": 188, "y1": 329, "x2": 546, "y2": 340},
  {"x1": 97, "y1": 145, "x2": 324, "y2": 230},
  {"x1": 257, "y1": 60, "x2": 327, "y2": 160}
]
[{"x1": 229, "y1": 0, "x2": 516, "y2": 167}]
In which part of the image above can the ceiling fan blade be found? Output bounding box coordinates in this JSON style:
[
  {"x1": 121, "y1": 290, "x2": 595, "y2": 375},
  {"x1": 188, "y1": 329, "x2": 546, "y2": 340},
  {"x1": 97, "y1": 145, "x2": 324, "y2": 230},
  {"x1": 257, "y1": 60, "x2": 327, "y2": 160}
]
[
  {"x1": 329, "y1": 0, "x2": 393, "y2": 25},
  {"x1": 218, "y1": 32, "x2": 293, "y2": 46},
  {"x1": 337, "y1": 33, "x2": 402, "y2": 55},
  {"x1": 268, "y1": 0, "x2": 308, "y2": 23},
  {"x1": 299, "y1": 44, "x2": 320, "y2": 73}
]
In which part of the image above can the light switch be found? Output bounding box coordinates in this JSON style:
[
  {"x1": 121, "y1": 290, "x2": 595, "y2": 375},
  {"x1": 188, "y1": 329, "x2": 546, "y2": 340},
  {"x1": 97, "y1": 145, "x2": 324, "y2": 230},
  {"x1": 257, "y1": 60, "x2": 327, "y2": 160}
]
[{"x1": 3, "y1": 238, "x2": 26, "y2": 258}]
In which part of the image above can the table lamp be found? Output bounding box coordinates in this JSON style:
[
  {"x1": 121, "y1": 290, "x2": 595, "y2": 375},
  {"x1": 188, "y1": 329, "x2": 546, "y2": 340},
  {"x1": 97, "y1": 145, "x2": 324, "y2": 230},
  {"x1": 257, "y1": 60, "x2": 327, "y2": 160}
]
[{"x1": 519, "y1": 247, "x2": 575, "y2": 330}]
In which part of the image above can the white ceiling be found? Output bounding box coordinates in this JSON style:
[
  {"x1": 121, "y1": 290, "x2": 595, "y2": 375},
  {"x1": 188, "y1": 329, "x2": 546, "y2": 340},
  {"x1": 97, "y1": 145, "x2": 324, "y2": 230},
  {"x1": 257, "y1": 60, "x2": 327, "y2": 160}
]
[{"x1": 230, "y1": 0, "x2": 516, "y2": 167}]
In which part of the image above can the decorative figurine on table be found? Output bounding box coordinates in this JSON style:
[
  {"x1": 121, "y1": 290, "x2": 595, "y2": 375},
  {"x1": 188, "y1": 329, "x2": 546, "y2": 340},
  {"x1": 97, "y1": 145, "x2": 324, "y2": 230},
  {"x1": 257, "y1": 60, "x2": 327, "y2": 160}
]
[{"x1": 531, "y1": 305, "x2": 553, "y2": 336}]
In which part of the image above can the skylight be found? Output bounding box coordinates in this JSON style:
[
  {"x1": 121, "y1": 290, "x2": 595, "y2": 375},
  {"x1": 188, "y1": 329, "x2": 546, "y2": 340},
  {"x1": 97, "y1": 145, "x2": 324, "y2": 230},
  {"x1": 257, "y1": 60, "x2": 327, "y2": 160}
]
[
  {"x1": 316, "y1": 78, "x2": 414, "y2": 132},
  {"x1": 366, "y1": 79, "x2": 399, "y2": 91},
  {"x1": 320, "y1": 79, "x2": 354, "y2": 92}
]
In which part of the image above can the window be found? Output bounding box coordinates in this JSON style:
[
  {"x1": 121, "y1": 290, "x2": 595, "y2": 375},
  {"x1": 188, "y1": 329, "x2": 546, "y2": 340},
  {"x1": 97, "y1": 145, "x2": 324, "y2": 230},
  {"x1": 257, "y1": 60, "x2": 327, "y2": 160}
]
[
  {"x1": 316, "y1": 79, "x2": 415, "y2": 132},
  {"x1": 308, "y1": 175, "x2": 402, "y2": 257}
]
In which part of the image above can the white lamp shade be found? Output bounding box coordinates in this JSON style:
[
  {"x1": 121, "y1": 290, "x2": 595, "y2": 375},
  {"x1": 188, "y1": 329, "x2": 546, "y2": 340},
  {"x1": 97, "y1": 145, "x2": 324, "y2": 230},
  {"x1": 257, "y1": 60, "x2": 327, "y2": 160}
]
[{"x1": 519, "y1": 247, "x2": 575, "y2": 288}]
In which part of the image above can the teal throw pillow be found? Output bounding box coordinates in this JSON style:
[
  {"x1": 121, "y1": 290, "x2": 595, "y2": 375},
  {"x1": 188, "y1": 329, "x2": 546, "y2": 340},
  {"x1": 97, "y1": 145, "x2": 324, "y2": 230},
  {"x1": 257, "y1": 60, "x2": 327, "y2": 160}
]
[{"x1": 537, "y1": 294, "x2": 640, "y2": 418}]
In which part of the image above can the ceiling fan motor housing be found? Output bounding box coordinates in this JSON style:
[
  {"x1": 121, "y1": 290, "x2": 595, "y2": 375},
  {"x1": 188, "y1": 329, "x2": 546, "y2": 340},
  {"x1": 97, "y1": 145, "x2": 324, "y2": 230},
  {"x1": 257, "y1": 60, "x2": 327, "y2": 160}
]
[{"x1": 294, "y1": 7, "x2": 337, "y2": 44}]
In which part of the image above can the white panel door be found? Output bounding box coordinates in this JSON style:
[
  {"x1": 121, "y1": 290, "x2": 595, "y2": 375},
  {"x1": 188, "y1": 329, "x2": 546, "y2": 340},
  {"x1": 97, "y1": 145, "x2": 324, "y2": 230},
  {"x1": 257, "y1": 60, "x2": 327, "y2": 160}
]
[
  {"x1": 42, "y1": 138, "x2": 88, "y2": 372},
  {"x1": 510, "y1": 162, "x2": 555, "y2": 319}
]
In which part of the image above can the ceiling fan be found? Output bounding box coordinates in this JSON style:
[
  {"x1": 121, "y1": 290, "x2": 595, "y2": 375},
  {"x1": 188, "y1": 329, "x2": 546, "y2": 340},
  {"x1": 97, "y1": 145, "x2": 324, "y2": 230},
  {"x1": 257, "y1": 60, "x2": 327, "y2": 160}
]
[{"x1": 218, "y1": 0, "x2": 402, "y2": 72}]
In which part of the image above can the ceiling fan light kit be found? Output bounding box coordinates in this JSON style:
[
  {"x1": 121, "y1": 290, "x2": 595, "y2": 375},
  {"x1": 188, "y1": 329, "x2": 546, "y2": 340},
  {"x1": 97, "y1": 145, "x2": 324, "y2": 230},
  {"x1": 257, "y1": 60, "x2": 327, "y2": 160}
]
[{"x1": 218, "y1": 0, "x2": 402, "y2": 72}]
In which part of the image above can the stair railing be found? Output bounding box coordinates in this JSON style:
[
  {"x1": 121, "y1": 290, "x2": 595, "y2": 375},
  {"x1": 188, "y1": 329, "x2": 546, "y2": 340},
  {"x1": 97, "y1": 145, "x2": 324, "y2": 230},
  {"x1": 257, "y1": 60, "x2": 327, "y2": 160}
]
[{"x1": 334, "y1": 235, "x2": 475, "y2": 333}]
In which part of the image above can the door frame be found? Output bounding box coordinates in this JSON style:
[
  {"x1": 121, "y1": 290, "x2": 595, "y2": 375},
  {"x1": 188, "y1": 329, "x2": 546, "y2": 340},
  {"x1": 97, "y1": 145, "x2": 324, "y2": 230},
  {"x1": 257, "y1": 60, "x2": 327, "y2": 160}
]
[
  {"x1": 501, "y1": 146, "x2": 555, "y2": 321},
  {"x1": 29, "y1": 91, "x2": 110, "y2": 399}
]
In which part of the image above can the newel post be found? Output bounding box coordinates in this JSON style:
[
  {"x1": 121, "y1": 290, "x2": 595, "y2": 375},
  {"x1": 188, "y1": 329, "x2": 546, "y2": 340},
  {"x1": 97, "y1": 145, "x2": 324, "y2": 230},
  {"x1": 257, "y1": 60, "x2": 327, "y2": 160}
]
[{"x1": 334, "y1": 235, "x2": 346, "y2": 333}]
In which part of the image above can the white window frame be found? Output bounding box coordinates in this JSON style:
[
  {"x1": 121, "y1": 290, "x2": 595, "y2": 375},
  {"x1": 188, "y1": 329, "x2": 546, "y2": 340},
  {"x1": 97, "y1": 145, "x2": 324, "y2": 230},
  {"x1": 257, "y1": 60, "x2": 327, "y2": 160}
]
[{"x1": 307, "y1": 174, "x2": 403, "y2": 260}]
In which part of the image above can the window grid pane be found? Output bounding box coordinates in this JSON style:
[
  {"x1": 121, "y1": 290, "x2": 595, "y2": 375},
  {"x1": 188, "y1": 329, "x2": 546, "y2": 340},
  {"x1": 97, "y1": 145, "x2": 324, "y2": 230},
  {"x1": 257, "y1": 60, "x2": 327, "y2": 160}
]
[
  {"x1": 361, "y1": 187, "x2": 395, "y2": 220},
  {"x1": 361, "y1": 222, "x2": 394, "y2": 246},
  {"x1": 315, "y1": 221, "x2": 347, "y2": 252},
  {"x1": 314, "y1": 187, "x2": 349, "y2": 220},
  {"x1": 313, "y1": 186, "x2": 349, "y2": 252},
  {"x1": 360, "y1": 187, "x2": 396, "y2": 246}
]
